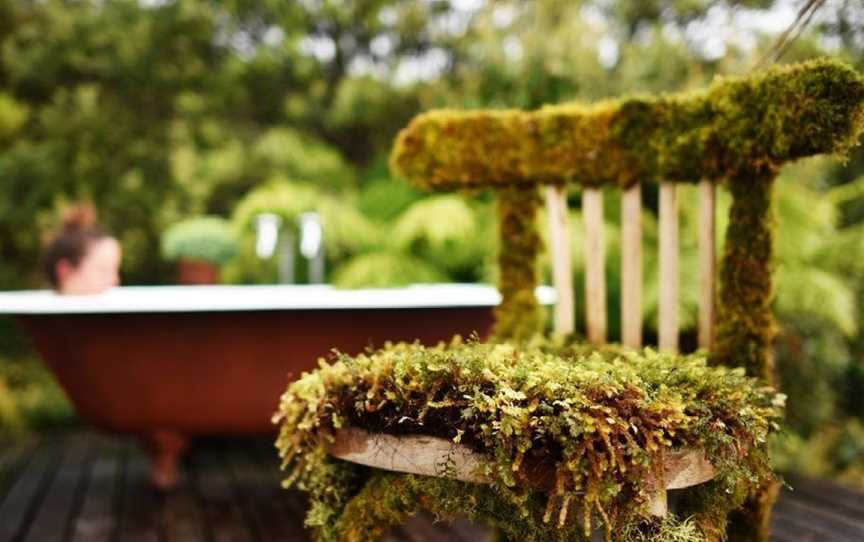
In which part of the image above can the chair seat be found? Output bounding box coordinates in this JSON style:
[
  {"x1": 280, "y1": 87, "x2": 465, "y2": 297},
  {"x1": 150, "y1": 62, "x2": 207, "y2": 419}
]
[
  {"x1": 327, "y1": 426, "x2": 716, "y2": 517},
  {"x1": 274, "y1": 338, "x2": 783, "y2": 538}
]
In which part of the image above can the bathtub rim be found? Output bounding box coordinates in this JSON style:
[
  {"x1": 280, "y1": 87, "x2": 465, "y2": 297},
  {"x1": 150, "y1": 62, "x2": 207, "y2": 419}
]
[{"x1": 0, "y1": 283, "x2": 556, "y2": 315}]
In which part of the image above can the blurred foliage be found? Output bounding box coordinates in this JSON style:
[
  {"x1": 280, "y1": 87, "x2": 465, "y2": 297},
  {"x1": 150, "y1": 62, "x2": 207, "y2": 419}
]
[
  {"x1": 331, "y1": 251, "x2": 446, "y2": 288},
  {"x1": 391, "y1": 195, "x2": 493, "y2": 280},
  {"x1": 0, "y1": 357, "x2": 76, "y2": 437},
  {"x1": 357, "y1": 175, "x2": 424, "y2": 223},
  {"x1": 773, "y1": 420, "x2": 864, "y2": 487},
  {"x1": 226, "y1": 179, "x2": 381, "y2": 283},
  {"x1": 1, "y1": 0, "x2": 864, "y2": 487}
]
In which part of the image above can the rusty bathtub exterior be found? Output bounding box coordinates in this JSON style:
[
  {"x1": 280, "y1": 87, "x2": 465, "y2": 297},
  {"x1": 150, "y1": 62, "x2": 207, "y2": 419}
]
[{"x1": 2, "y1": 284, "x2": 553, "y2": 487}]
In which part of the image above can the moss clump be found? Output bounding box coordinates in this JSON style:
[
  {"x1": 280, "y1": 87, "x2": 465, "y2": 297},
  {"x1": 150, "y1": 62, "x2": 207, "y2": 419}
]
[
  {"x1": 274, "y1": 338, "x2": 784, "y2": 542},
  {"x1": 711, "y1": 168, "x2": 780, "y2": 541},
  {"x1": 493, "y1": 185, "x2": 545, "y2": 341},
  {"x1": 390, "y1": 59, "x2": 864, "y2": 190},
  {"x1": 330, "y1": 470, "x2": 706, "y2": 542},
  {"x1": 714, "y1": 167, "x2": 778, "y2": 384}
]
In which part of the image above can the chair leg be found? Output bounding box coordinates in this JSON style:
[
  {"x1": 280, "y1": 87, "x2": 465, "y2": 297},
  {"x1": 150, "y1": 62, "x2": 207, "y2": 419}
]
[{"x1": 647, "y1": 488, "x2": 668, "y2": 517}]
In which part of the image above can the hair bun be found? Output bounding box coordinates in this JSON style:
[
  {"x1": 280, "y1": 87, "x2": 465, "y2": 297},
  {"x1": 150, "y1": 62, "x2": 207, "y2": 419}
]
[{"x1": 61, "y1": 204, "x2": 97, "y2": 232}]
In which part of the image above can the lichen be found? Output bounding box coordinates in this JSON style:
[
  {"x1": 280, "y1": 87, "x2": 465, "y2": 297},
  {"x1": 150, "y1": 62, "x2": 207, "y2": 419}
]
[{"x1": 274, "y1": 338, "x2": 784, "y2": 542}]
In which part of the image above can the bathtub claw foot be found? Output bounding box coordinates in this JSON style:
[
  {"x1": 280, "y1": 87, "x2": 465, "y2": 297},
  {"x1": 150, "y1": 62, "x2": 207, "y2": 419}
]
[{"x1": 147, "y1": 430, "x2": 189, "y2": 491}]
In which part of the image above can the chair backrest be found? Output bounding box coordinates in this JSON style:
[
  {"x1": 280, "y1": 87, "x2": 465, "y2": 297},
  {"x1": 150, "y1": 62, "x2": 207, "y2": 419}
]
[
  {"x1": 543, "y1": 179, "x2": 715, "y2": 353},
  {"x1": 390, "y1": 59, "x2": 864, "y2": 382}
]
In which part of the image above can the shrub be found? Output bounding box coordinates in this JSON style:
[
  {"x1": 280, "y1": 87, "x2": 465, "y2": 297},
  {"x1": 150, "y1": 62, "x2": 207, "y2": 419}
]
[
  {"x1": 161, "y1": 216, "x2": 238, "y2": 265},
  {"x1": 331, "y1": 251, "x2": 447, "y2": 288},
  {"x1": 0, "y1": 357, "x2": 76, "y2": 435}
]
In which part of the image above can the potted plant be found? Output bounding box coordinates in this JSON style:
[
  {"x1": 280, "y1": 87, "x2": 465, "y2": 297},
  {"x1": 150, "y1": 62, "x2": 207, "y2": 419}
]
[{"x1": 161, "y1": 216, "x2": 238, "y2": 285}]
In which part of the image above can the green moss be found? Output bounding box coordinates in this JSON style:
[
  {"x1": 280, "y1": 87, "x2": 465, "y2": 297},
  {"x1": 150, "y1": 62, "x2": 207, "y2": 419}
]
[
  {"x1": 334, "y1": 472, "x2": 584, "y2": 542},
  {"x1": 493, "y1": 185, "x2": 545, "y2": 341},
  {"x1": 714, "y1": 167, "x2": 778, "y2": 384},
  {"x1": 0, "y1": 357, "x2": 76, "y2": 434},
  {"x1": 723, "y1": 479, "x2": 781, "y2": 542},
  {"x1": 711, "y1": 169, "x2": 782, "y2": 540},
  {"x1": 334, "y1": 471, "x2": 716, "y2": 542},
  {"x1": 274, "y1": 339, "x2": 784, "y2": 542},
  {"x1": 390, "y1": 59, "x2": 864, "y2": 190}
]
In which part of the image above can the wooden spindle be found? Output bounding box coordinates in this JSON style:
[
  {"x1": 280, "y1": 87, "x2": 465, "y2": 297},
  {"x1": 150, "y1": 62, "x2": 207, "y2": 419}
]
[
  {"x1": 647, "y1": 489, "x2": 668, "y2": 517},
  {"x1": 546, "y1": 185, "x2": 575, "y2": 335},
  {"x1": 658, "y1": 182, "x2": 679, "y2": 353},
  {"x1": 698, "y1": 180, "x2": 716, "y2": 351},
  {"x1": 583, "y1": 188, "x2": 606, "y2": 344},
  {"x1": 621, "y1": 184, "x2": 643, "y2": 348}
]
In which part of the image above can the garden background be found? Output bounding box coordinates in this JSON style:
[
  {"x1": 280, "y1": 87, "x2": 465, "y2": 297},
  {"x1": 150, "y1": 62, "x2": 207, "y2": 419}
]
[{"x1": 2, "y1": 0, "x2": 864, "y2": 486}]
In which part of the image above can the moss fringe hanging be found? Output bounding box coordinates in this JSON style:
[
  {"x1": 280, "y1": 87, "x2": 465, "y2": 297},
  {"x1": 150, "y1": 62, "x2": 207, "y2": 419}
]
[
  {"x1": 493, "y1": 185, "x2": 545, "y2": 341},
  {"x1": 334, "y1": 471, "x2": 710, "y2": 542}
]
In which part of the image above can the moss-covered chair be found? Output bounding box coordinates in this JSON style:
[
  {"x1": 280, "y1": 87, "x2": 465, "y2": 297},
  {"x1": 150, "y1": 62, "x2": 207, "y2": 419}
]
[{"x1": 275, "y1": 60, "x2": 864, "y2": 542}]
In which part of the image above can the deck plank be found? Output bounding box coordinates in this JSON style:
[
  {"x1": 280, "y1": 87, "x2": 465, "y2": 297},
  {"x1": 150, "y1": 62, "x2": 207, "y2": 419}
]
[
  {"x1": 0, "y1": 437, "x2": 38, "y2": 510},
  {"x1": 160, "y1": 471, "x2": 208, "y2": 542},
  {"x1": 775, "y1": 496, "x2": 864, "y2": 540},
  {"x1": 189, "y1": 439, "x2": 256, "y2": 542},
  {"x1": 771, "y1": 504, "x2": 851, "y2": 542},
  {"x1": 1, "y1": 432, "x2": 864, "y2": 542},
  {"x1": 0, "y1": 439, "x2": 63, "y2": 542},
  {"x1": 224, "y1": 440, "x2": 311, "y2": 542},
  {"x1": 116, "y1": 441, "x2": 162, "y2": 542},
  {"x1": 69, "y1": 435, "x2": 124, "y2": 542},
  {"x1": 784, "y1": 476, "x2": 864, "y2": 519},
  {"x1": 23, "y1": 433, "x2": 93, "y2": 542},
  {"x1": 247, "y1": 437, "x2": 318, "y2": 540}
]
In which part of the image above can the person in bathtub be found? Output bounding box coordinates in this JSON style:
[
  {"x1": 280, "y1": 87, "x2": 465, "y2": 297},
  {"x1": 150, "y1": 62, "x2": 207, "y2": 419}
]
[{"x1": 42, "y1": 205, "x2": 121, "y2": 295}]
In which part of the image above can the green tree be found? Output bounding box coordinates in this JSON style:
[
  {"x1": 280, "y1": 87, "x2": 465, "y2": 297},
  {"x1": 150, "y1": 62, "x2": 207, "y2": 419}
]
[{"x1": 1, "y1": 0, "x2": 221, "y2": 285}]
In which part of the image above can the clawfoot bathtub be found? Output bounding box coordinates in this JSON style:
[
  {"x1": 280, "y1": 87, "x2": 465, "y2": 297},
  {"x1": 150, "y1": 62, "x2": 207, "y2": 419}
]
[{"x1": 0, "y1": 284, "x2": 553, "y2": 489}]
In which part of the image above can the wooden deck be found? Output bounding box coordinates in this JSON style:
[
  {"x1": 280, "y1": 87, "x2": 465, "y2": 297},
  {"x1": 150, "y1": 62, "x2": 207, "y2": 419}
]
[{"x1": 0, "y1": 432, "x2": 862, "y2": 542}]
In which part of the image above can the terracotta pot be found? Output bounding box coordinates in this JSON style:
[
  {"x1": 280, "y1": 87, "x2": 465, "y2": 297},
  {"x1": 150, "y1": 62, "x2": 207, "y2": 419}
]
[{"x1": 177, "y1": 259, "x2": 220, "y2": 285}]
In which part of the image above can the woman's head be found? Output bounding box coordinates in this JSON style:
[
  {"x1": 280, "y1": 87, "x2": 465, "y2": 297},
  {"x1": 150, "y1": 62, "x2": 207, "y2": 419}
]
[{"x1": 42, "y1": 205, "x2": 121, "y2": 295}]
